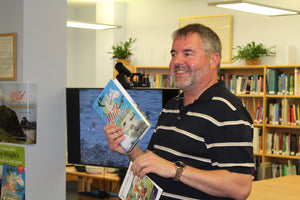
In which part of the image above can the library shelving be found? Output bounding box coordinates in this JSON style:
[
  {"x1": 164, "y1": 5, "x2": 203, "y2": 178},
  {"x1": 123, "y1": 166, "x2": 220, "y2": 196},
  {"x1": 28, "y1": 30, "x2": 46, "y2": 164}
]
[
  {"x1": 119, "y1": 64, "x2": 300, "y2": 178},
  {"x1": 114, "y1": 65, "x2": 170, "y2": 79},
  {"x1": 114, "y1": 65, "x2": 174, "y2": 88},
  {"x1": 220, "y1": 64, "x2": 300, "y2": 178}
]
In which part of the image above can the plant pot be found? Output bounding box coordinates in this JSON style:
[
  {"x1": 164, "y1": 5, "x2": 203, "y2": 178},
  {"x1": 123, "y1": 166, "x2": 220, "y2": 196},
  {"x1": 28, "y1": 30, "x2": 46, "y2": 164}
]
[
  {"x1": 116, "y1": 59, "x2": 131, "y2": 66},
  {"x1": 244, "y1": 58, "x2": 261, "y2": 65}
]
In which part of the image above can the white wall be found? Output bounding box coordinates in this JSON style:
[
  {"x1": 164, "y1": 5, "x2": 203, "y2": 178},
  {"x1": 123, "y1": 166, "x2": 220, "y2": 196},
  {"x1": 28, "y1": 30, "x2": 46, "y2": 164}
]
[
  {"x1": 126, "y1": 0, "x2": 300, "y2": 66},
  {"x1": 67, "y1": 0, "x2": 300, "y2": 88},
  {"x1": 67, "y1": 1, "x2": 127, "y2": 87},
  {"x1": 68, "y1": 5, "x2": 97, "y2": 87},
  {"x1": 1, "y1": 0, "x2": 67, "y2": 199}
]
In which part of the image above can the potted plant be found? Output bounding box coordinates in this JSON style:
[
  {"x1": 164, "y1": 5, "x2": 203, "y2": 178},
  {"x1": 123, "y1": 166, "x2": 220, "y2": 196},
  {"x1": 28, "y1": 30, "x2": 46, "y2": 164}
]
[
  {"x1": 232, "y1": 41, "x2": 276, "y2": 65},
  {"x1": 108, "y1": 37, "x2": 137, "y2": 66}
]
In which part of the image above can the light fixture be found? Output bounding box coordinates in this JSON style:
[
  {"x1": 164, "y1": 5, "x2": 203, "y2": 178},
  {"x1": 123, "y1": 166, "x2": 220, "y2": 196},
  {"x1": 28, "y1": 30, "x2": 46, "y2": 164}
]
[
  {"x1": 67, "y1": 21, "x2": 121, "y2": 30},
  {"x1": 208, "y1": 1, "x2": 299, "y2": 16}
]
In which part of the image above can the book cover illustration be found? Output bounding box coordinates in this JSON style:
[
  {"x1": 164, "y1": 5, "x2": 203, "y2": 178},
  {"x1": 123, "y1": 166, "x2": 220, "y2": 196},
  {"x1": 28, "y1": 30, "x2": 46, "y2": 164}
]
[
  {"x1": 0, "y1": 83, "x2": 37, "y2": 144},
  {"x1": 92, "y1": 79, "x2": 151, "y2": 152},
  {"x1": 1, "y1": 164, "x2": 25, "y2": 200},
  {"x1": 0, "y1": 144, "x2": 25, "y2": 200},
  {"x1": 119, "y1": 162, "x2": 162, "y2": 200}
]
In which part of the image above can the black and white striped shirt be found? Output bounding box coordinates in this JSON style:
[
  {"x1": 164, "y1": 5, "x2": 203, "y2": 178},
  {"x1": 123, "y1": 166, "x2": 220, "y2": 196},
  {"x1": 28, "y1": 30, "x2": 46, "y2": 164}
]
[{"x1": 147, "y1": 80, "x2": 254, "y2": 200}]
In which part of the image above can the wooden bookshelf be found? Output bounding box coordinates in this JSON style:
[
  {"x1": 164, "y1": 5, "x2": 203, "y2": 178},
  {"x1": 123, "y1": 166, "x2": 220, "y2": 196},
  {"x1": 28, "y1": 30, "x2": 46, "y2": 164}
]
[
  {"x1": 116, "y1": 64, "x2": 300, "y2": 178},
  {"x1": 220, "y1": 64, "x2": 300, "y2": 178}
]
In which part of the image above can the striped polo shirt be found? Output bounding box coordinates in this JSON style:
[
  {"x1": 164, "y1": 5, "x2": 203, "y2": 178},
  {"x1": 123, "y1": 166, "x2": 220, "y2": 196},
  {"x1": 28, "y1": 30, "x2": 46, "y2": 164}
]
[{"x1": 147, "y1": 80, "x2": 254, "y2": 200}]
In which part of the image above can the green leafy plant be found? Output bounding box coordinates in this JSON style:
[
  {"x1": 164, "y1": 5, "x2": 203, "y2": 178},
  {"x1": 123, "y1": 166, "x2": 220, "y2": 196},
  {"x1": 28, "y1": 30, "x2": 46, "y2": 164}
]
[
  {"x1": 232, "y1": 41, "x2": 276, "y2": 62},
  {"x1": 108, "y1": 37, "x2": 137, "y2": 59}
]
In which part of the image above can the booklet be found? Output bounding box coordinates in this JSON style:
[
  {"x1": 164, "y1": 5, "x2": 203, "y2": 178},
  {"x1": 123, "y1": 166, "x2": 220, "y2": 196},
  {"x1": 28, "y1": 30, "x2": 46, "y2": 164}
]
[
  {"x1": 92, "y1": 79, "x2": 152, "y2": 152},
  {"x1": 119, "y1": 162, "x2": 163, "y2": 200}
]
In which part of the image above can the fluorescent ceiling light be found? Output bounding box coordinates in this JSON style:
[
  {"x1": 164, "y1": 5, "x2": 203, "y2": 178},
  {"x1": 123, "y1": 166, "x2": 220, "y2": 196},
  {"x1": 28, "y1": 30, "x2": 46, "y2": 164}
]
[
  {"x1": 208, "y1": 1, "x2": 299, "y2": 16},
  {"x1": 67, "y1": 21, "x2": 121, "y2": 30}
]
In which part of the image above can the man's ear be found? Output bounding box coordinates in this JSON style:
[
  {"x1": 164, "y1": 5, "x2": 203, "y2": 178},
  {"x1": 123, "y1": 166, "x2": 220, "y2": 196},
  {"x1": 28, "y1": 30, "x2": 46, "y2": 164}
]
[{"x1": 210, "y1": 53, "x2": 220, "y2": 70}]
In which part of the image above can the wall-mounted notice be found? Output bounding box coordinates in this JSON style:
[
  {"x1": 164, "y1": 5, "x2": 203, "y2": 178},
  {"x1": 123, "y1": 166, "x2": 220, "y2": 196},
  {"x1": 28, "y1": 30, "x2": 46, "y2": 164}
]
[
  {"x1": 0, "y1": 144, "x2": 25, "y2": 200},
  {"x1": 0, "y1": 82, "x2": 37, "y2": 144}
]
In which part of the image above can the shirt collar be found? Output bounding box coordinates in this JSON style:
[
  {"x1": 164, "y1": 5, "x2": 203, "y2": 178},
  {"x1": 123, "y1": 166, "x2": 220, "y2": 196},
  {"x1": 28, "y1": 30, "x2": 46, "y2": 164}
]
[{"x1": 177, "y1": 80, "x2": 225, "y2": 103}]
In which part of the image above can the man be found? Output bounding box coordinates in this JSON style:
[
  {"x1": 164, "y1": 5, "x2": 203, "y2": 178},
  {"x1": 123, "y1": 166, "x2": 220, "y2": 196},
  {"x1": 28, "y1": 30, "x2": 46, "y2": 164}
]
[{"x1": 104, "y1": 23, "x2": 254, "y2": 200}]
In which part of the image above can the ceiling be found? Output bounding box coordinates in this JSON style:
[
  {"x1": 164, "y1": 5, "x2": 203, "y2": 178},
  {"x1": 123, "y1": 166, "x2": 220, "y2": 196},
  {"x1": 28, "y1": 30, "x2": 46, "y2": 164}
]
[
  {"x1": 67, "y1": 0, "x2": 300, "y2": 13},
  {"x1": 67, "y1": 0, "x2": 129, "y2": 7}
]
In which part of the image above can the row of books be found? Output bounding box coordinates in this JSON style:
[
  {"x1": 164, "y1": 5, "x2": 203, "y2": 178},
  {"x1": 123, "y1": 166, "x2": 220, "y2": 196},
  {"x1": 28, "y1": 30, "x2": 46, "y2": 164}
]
[
  {"x1": 254, "y1": 160, "x2": 300, "y2": 180},
  {"x1": 272, "y1": 160, "x2": 300, "y2": 178},
  {"x1": 220, "y1": 74, "x2": 264, "y2": 95},
  {"x1": 266, "y1": 133, "x2": 300, "y2": 156},
  {"x1": 266, "y1": 99, "x2": 299, "y2": 126},
  {"x1": 148, "y1": 74, "x2": 176, "y2": 88},
  {"x1": 220, "y1": 68, "x2": 300, "y2": 95},
  {"x1": 266, "y1": 68, "x2": 300, "y2": 95}
]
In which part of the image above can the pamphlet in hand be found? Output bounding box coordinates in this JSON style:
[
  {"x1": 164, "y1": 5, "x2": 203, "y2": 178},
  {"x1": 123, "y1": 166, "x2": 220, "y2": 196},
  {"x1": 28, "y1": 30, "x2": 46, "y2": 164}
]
[
  {"x1": 119, "y1": 162, "x2": 163, "y2": 200},
  {"x1": 92, "y1": 79, "x2": 152, "y2": 152}
]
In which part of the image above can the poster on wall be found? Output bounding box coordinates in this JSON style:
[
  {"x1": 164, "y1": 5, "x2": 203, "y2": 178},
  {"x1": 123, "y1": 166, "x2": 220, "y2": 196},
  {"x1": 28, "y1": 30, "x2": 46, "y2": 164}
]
[
  {"x1": 0, "y1": 33, "x2": 17, "y2": 80},
  {"x1": 0, "y1": 82, "x2": 37, "y2": 144},
  {"x1": 179, "y1": 14, "x2": 232, "y2": 63},
  {"x1": 0, "y1": 144, "x2": 25, "y2": 200}
]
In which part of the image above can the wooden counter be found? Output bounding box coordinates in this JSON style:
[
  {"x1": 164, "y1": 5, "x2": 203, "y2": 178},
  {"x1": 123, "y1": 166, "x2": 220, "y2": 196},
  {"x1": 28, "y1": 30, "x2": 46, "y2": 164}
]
[
  {"x1": 247, "y1": 175, "x2": 300, "y2": 200},
  {"x1": 66, "y1": 166, "x2": 120, "y2": 193}
]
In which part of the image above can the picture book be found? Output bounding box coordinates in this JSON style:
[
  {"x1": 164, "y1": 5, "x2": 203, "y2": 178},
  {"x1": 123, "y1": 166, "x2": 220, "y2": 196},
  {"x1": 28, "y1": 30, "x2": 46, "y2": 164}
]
[
  {"x1": 1, "y1": 164, "x2": 25, "y2": 200},
  {"x1": 0, "y1": 144, "x2": 25, "y2": 200},
  {"x1": 92, "y1": 79, "x2": 152, "y2": 152},
  {"x1": 118, "y1": 162, "x2": 162, "y2": 200}
]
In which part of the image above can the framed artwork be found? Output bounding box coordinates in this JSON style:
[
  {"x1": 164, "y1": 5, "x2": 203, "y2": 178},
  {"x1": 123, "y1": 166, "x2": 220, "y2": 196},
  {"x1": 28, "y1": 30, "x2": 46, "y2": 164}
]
[
  {"x1": 0, "y1": 33, "x2": 17, "y2": 80},
  {"x1": 179, "y1": 14, "x2": 232, "y2": 63}
]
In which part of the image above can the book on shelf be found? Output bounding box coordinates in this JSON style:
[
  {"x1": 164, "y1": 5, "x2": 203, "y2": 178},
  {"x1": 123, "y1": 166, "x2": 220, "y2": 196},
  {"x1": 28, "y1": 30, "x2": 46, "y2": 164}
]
[
  {"x1": 266, "y1": 68, "x2": 279, "y2": 95},
  {"x1": 253, "y1": 127, "x2": 262, "y2": 153},
  {"x1": 289, "y1": 74, "x2": 295, "y2": 95},
  {"x1": 254, "y1": 103, "x2": 263, "y2": 124},
  {"x1": 294, "y1": 68, "x2": 300, "y2": 95},
  {"x1": 92, "y1": 79, "x2": 152, "y2": 153},
  {"x1": 119, "y1": 162, "x2": 163, "y2": 200}
]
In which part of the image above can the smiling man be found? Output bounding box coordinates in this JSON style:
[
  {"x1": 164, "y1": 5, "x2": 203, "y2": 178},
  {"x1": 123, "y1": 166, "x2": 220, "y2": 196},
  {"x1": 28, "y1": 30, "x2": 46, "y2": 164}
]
[{"x1": 104, "y1": 23, "x2": 254, "y2": 200}]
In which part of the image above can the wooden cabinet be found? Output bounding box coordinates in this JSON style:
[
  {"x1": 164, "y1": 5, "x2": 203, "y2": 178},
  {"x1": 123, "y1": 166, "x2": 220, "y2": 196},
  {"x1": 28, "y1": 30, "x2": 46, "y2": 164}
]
[{"x1": 220, "y1": 65, "x2": 300, "y2": 178}]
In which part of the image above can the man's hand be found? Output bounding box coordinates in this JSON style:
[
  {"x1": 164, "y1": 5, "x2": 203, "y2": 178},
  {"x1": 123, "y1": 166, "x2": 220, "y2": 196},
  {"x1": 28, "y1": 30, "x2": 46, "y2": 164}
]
[
  {"x1": 103, "y1": 124, "x2": 127, "y2": 154},
  {"x1": 130, "y1": 151, "x2": 176, "y2": 179}
]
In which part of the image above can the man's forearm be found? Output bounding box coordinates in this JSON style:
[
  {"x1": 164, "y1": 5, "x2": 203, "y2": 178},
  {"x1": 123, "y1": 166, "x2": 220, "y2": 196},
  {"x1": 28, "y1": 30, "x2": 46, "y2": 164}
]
[{"x1": 180, "y1": 166, "x2": 252, "y2": 200}]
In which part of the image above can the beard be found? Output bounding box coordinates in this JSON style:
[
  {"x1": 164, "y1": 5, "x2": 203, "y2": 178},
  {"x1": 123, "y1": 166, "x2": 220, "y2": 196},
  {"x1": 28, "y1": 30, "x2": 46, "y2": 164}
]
[{"x1": 171, "y1": 65, "x2": 202, "y2": 89}]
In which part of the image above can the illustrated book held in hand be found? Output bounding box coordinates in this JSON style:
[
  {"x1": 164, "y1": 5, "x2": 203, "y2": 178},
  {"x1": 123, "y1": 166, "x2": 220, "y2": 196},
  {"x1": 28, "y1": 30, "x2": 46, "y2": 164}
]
[
  {"x1": 92, "y1": 79, "x2": 152, "y2": 152},
  {"x1": 119, "y1": 162, "x2": 163, "y2": 200}
]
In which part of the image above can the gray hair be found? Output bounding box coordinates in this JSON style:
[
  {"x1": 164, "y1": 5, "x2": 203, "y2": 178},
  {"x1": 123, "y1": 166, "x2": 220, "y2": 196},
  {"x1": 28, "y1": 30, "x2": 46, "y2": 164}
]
[{"x1": 172, "y1": 23, "x2": 222, "y2": 69}]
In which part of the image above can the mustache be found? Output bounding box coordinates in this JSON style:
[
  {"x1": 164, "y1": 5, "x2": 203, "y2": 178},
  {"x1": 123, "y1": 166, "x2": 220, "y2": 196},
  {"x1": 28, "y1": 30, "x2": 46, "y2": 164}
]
[{"x1": 173, "y1": 65, "x2": 190, "y2": 72}]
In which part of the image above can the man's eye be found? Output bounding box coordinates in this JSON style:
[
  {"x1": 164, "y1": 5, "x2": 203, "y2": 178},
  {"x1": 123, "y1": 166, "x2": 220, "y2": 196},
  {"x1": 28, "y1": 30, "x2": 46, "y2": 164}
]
[
  {"x1": 185, "y1": 53, "x2": 192, "y2": 57},
  {"x1": 171, "y1": 53, "x2": 176, "y2": 57}
]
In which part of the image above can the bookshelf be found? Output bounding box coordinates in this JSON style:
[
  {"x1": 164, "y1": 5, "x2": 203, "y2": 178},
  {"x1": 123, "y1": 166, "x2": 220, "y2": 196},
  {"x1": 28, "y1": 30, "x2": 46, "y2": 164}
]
[
  {"x1": 220, "y1": 64, "x2": 300, "y2": 178},
  {"x1": 116, "y1": 64, "x2": 300, "y2": 178},
  {"x1": 113, "y1": 65, "x2": 170, "y2": 79},
  {"x1": 114, "y1": 65, "x2": 173, "y2": 88}
]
